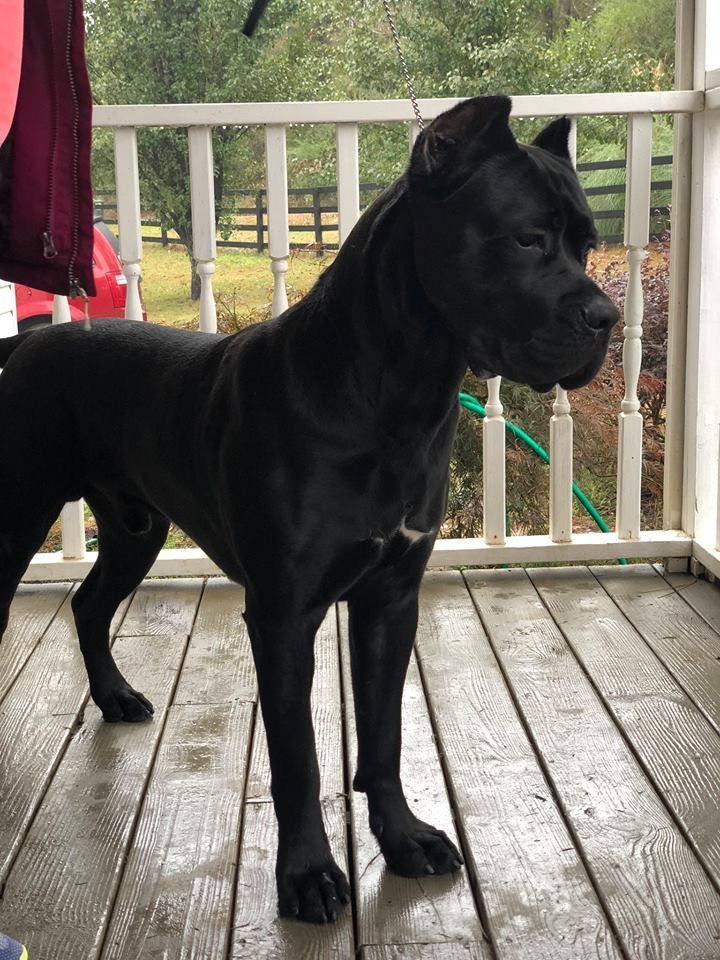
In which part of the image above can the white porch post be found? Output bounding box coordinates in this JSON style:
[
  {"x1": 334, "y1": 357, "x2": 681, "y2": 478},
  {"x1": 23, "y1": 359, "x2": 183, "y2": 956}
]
[{"x1": 683, "y1": 0, "x2": 720, "y2": 561}]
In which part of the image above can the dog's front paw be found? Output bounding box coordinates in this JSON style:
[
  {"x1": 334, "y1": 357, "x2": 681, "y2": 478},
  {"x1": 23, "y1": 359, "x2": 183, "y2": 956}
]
[
  {"x1": 277, "y1": 850, "x2": 350, "y2": 923},
  {"x1": 373, "y1": 813, "x2": 464, "y2": 878},
  {"x1": 93, "y1": 683, "x2": 154, "y2": 723}
]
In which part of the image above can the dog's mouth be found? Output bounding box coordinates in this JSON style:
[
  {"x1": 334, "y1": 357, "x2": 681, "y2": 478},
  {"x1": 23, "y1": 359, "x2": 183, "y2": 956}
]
[{"x1": 528, "y1": 357, "x2": 601, "y2": 394}]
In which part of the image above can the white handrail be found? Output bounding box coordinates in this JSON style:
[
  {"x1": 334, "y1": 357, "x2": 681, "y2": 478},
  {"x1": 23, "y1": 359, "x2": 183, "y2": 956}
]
[{"x1": 92, "y1": 91, "x2": 703, "y2": 129}]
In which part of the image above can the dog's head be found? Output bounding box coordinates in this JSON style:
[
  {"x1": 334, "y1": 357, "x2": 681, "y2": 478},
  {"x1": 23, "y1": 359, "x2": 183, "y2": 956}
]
[{"x1": 407, "y1": 96, "x2": 618, "y2": 392}]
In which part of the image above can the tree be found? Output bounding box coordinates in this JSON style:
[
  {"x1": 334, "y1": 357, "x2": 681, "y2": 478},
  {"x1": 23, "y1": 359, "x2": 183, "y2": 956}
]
[{"x1": 86, "y1": 0, "x2": 309, "y2": 298}]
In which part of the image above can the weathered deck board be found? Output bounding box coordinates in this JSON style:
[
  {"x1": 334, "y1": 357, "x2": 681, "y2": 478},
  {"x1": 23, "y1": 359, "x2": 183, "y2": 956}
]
[
  {"x1": 0, "y1": 633, "x2": 188, "y2": 960},
  {"x1": 594, "y1": 564, "x2": 720, "y2": 734},
  {"x1": 230, "y1": 608, "x2": 354, "y2": 959},
  {"x1": 173, "y1": 577, "x2": 254, "y2": 705},
  {"x1": 338, "y1": 605, "x2": 487, "y2": 954},
  {"x1": 4, "y1": 568, "x2": 720, "y2": 958},
  {"x1": 117, "y1": 577, "x2": 205, "y2": 637},
  {"x1": 416, "y1": 571, "x2": 621, "y2": 960},
  {"x1": 531, "y1": 565, "x2": 720, "y2": 884},
  {"x1": 0, "y1": 582, "x2": 71, "y2": 702},
  {"x1": 99, "y1": 701, "x2": 254, "y2": 960},
  {"x1": 0, "y1": 589, "x2": 131, "y2": 885},
  {"x1": 466, "y1": 567, "x2": 720, "y2": 959},
  {"x1": 657, "y1": 562, "x2": 720, "y2": 633},
  {"x1": 363, "y1": 945, "x2": 492, "y2": 960},
  {"x1": 100, "y1": 578, "x2": 254, "y2": 959}
]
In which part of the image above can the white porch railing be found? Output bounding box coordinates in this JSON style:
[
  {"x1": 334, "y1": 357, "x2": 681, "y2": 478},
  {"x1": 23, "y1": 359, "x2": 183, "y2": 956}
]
[{"x1": 15, "y1": 0, "x2": 720, "y2": 582}]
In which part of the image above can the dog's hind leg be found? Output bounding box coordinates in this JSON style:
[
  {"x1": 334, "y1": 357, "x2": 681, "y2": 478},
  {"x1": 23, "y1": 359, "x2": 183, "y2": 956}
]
[
  {"x1": 71, "y1": 491, "x2": 170, "y2": 722},
  {"x1": 0, "y1": 497, "x2": 65, "y2": 639},
  {"x1": 347, "y1": 546, "x2": 464, "y2": 878}
]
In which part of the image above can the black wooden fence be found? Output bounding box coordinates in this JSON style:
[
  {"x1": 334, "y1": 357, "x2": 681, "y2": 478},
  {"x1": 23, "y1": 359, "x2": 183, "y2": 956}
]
[{"x1": 94, "y1": 154, "x2": 672, "y2": 253}]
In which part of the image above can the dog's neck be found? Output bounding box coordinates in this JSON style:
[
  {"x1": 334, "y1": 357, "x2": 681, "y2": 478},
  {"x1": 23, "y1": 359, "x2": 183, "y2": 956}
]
[{"x1": 279, "y1": 180, "x2": 467, "y2": 450}]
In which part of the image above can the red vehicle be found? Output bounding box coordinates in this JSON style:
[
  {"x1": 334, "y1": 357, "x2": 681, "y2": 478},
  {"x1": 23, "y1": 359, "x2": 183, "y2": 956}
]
[{"x1": 14, "y1": 219, "x2": 146, "y2": 329}]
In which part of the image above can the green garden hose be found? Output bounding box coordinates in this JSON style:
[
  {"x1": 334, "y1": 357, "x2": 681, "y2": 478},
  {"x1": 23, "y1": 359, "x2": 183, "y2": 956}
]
[{"x1": 459, "y1": 392, "x2": 627, "y2": 564}]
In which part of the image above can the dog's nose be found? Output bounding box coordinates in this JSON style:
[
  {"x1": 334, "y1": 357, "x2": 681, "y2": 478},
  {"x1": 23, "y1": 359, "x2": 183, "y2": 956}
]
[{"x1": 580, "y1": 296, "x2": 619, "y2": 332}]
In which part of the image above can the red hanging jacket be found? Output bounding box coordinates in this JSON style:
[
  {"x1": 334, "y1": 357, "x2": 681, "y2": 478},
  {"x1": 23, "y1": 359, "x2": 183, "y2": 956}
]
[{"x1": 0, "y1": 0, "x2": 95, "y2": 296}]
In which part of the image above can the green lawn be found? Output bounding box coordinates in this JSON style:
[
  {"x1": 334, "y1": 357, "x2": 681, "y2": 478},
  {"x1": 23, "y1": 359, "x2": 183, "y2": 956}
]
[{"x1": 140, "y1": 241, "x2": 333, "y2": 328}]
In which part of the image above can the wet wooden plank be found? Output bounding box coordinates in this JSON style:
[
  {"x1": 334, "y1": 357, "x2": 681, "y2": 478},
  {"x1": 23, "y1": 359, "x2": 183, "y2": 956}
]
[
  {"x1": 230, "y1": 607, "x2": 354, "y2": 959},
  {"x1": 531, "y1": 565, "x2": 720, "y2": 885},
  {"x1": 466, "y1": 567, "x2": 720, "y2": 959},
  {"x1": 0, "y1": 589, "x2": 131, "y2": 885},
  {"x1": 363, "y1": 945, "x2": 492, "y2": 960},
  {"x1": 0, "y1": 633, "x2": 187, "y2": 960},
  {"x1": 100, "y1": 700, "x2": 254, "y2": 960},
  {"x1": 173, "y1": 577, "x2": 255, "y2": 705},
  {"x1": 594, "y1": 564, "x2": 720, "y2": 734},
  {"x1": 416, "y1": 571, "x2": 620, "y2": 960},
  {"x1": 656, "y1": 563, "x2": 720, "y2": 633},
  {"x1": 117, "y1": 577, "x2": 204, "y2": 637},
  {"x1": 0, "y1": 582, "x2": 71, "y2": 702},
  {"x1": 338, "y1": 606, "x2": 487, "y2": 953}
]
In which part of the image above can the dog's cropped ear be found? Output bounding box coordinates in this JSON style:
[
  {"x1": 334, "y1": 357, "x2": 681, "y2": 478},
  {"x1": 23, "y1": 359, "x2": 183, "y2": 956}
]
[
  {"x1": 409, "y1": 95, "x2": 517, "y2": 191},
  {"x1": 532, "y1": 117, "x2": 572, "y2": 161}
]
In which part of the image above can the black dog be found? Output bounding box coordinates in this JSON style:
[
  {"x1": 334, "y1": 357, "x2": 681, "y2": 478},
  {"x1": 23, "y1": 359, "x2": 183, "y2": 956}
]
[{"x1": 0, "y1": 97, "x2": 617, "y2": 924}]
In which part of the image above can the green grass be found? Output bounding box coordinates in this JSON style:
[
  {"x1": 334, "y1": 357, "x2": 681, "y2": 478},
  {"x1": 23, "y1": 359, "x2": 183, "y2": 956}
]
[{"x1": 141, "y1": 240, "x2": 333, "y2": 328}]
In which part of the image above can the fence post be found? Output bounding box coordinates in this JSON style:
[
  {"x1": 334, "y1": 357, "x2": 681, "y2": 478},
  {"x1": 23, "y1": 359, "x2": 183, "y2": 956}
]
[
  {"x1": 256, "y1": 192, "x2": 264, "y2": 253},
  {"x1": 313, "y1": 187, "x2": 323, "y2": 256}
]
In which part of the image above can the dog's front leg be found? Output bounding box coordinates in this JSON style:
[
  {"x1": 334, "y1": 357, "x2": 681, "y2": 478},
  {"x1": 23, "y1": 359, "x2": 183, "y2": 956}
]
[
  {"x1": 348, "y1": 562, "x2": 464, "y2": 877},
  {"x1": 244, "y1": 602, "x2": 351, "y2": 923}
]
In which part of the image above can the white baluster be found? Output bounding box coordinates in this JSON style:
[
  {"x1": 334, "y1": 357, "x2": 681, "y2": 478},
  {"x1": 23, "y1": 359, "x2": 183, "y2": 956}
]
[
  {"x1": 52, "y1": 294, "x2": 86, "y2": 559},
  {"x1": 336, "y1": 123, "x2": 360, "y2": 247},
  {"x1": 114, "y1": 127, "x2": 143, "y2": 321},
  {"x1": 549, "y1": 117, "x2": 577, "y2": 544},
  {"x1": 550, "y1": 387, "x2": 573, "y2": 542},
  {"x1": 617, "y1": 114, "x2": 652, "y2": 540},
  {"x1": 265, "y1": 125, "x2": 289, "y2": 318},
  {"x1": 483, "y1": 377, "x2": 506, "y2": 545},
  {"x1": 568, "y1": 117, "x2": 578, "y2": 165},
  {"x1": 52, "y1": 294, "x2": 72, "y2": 325},
  {"x1": 188, "y1": 126, "x2": 217, "y2": 333}
]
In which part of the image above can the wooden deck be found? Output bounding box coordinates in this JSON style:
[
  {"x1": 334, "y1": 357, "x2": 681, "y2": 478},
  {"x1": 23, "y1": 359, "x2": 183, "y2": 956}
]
[{"x1": 2, "y1": 565, "x2": 720, "y2": 958}]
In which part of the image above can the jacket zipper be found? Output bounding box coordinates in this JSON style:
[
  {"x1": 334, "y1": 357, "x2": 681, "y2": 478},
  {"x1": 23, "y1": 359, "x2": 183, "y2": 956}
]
[
  {"x1": 64, "y1": 0, "x2": 83, "y2": 296},
  {"x1": 43, "y1": 0, "x2": 59, "y2": 260}
]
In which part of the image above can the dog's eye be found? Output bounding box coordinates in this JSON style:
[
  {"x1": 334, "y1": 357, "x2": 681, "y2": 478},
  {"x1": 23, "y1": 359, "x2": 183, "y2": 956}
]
[{"x1": 516, "y1": 233, "x2": 545, "y2": 250}]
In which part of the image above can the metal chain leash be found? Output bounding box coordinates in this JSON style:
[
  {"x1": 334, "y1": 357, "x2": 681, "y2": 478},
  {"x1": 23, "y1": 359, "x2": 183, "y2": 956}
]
[{"x1": 380, "y1": 0, "x2": 424, "y2": 131}]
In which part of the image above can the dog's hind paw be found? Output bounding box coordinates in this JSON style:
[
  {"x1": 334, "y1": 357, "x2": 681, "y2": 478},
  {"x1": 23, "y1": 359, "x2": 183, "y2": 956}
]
[
  {"x1": 96, "y1": 685, "x2": 155, "y2": 723},
  {"x1": 277, "y1": 858, "x2": 351, "y2": 924}
]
